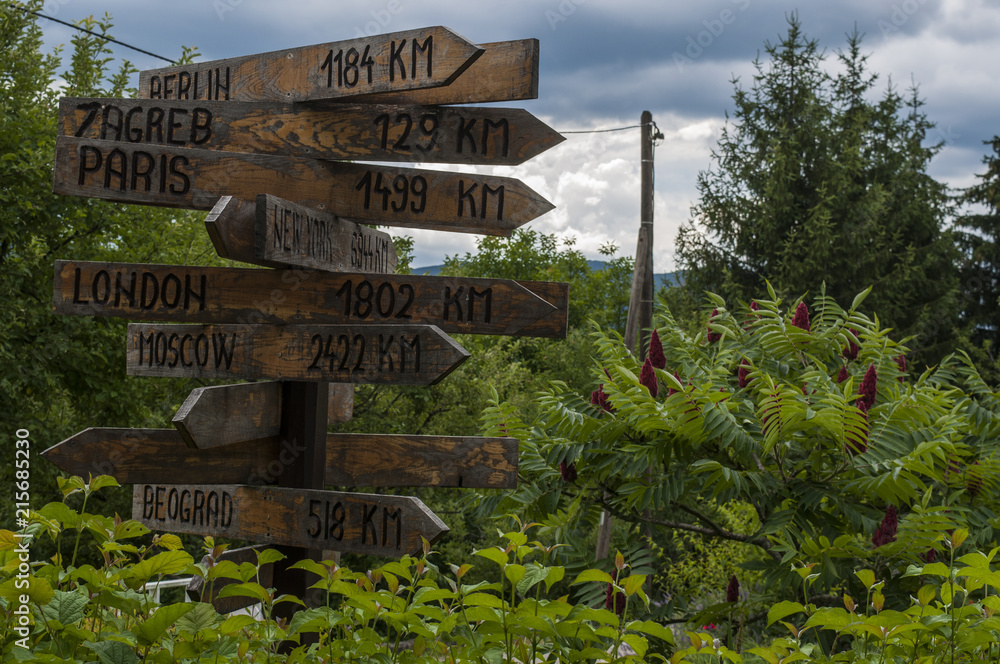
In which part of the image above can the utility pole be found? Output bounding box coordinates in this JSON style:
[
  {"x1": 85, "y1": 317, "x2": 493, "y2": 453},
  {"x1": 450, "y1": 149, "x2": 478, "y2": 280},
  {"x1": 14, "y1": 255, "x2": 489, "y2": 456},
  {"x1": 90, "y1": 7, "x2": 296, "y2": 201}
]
[{"x1": 597, "y1": 110, "x2": 660, "y2": 562}]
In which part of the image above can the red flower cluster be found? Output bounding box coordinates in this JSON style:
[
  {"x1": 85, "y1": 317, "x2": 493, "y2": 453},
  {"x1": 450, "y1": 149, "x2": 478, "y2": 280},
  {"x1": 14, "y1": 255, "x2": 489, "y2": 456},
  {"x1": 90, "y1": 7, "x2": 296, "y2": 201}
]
[
  {"x1": 605, "y1": 571, "x2": 625, "y2": 615},
  {"x1": 872, "y1": 504, "x2": 898, "y2": 548},
  {"x1": 640, "y1": 358, "x2": 658, "y2": 397},
  {"x1": 858, "y1": 364, "x2": 878, "y2": 411},
  {"x1": 791, "y1": 302, "x2": 810, "y2": 332},
  {"x1": 843, "y1": 329, "x2": 860, "y2": 361},
  {"x1": 921, "y1": 548, "x2": 937, "y2": 563},
  {"x1": 591, "y1": 384, "x2": 612, "y2": 412},
  {"x1": 895, "y1": 354, "x2": 907, "y2": 382},
  {"x1": 738, "y1": 359, "x2": 750, "y2": 388},
  {"x1": 726, "y1": 574, "x2": 740, "y2": 603},
  {"x1": 559, "y1": 460, "x2": 577, "y2": 482},
  {"x1": 836, "y1": 365, "x2": 849, "y2": 383},
  {"x1": 707, "y1": 309, "x2": 721, "y2": 343},
  {"x1": 649, "y1": 330, "x2": 666, "y2": 369}
]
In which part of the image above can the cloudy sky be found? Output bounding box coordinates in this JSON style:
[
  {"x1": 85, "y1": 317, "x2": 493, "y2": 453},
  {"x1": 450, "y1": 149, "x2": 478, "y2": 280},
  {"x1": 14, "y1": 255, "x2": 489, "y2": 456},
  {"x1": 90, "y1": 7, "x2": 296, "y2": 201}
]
[{"x1": 34, "y1": 0, "x2": 1000, "y2": 271}]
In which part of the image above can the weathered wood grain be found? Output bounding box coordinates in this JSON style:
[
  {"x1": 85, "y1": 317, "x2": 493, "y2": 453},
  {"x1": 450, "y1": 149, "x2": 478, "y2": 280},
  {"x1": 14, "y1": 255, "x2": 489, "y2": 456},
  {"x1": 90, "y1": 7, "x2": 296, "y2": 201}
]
[
  {"x1": 132, "y1": 484, "x2": 448, "y2": 556},
  {"x1": 173, "y1": 381, "x2": 354, "y2": 449},
  {"x1": 325, "y1": 433, "x2": 517, "y2": 489},
  {"x1": 173, "y1": 382, "x2": 282, "y2": 449},
  {"x1": 53, "y1": 136, "x2": 552, "y2": 235},
  {"x1": 354, "y1": 39, "x2": 538, "y2": 105},
  {"x1": 255, "y1": 194, "x2": 397, "y2": 273},
  {"x1": 59, "y1": 97, "x2": 563, "y2": 166},
  {"x1": 512, "y1": 280, "x2": 570, "y2": 338},
  {"x1": 53, "y1": 260, "x2": 558, "y2": 337},
  {"x1": 41, "y1": 428, "x2": 517, "y2": 489},
  {"x1": 125, "y1": 323, "x2": 468, "y2": 385},
  {"x1": 137, "y1": 27, "x2": 483, "y2": 102},
  {"x1": 186, "y1": 545, "x2": 272, "y2": 614}
]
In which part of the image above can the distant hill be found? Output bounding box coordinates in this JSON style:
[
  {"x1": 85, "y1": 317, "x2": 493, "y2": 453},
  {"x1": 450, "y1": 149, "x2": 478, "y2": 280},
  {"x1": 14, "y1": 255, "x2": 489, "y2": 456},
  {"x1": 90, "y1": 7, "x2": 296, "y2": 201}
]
[{"x1": 412, "y1": 260, "x2": 679, "y2": 288}]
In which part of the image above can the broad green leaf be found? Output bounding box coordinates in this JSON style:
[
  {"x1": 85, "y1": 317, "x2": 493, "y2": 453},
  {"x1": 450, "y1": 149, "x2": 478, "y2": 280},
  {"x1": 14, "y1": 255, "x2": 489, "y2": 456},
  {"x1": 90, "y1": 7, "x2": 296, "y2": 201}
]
[
  {"x1": 135, "y1": 603, "x2": 197, "y2": 646},
  {"x1": 504, "y1": 563, "x2": 526, "y2": 586},
  {"x1": 153, "y1": 534, "x2": 183, "y2": 551},
  {"x1": 217, "y1": 582, "x2": 271, "y2": 604},
  {"x1": 84, "y1": 641, "x2": 139, "y2": 664},
  {"x1": 219, "y1": 614, "x2": 257, "y2": 634},
  {"x1": 571, "y1": 569, "x2": 614, "y2": 585},
  {"x1": 89, "y1": 475, "x2": 120, "y2": 492},
  {"x1": 257, "y1": 548, "x2": 285, "y2": 566},
  {"x1": 767, "y1": 600, "x2": 806, "y2": 626},
  {"x1": 621, "y1": 574, "x2": 647, "y2": 596},
  {"x1": 174, "y1": 602, "x2": 218, "y2": 634},
  {"x1": 855, "y1": 569, "x2": 876, "y2": 589},
  {"x1": 627, "y1": 619, "x2": 675, "y2": 643},
  {"x1": 474, "y1": 547, "x2": 508, "y2": 567},
  {"x1": 128, "y1": 550, "x2": 194, "y2": 585},
  {"x1": 40, "y1": 588, "x2": 88, "y2": 627}
]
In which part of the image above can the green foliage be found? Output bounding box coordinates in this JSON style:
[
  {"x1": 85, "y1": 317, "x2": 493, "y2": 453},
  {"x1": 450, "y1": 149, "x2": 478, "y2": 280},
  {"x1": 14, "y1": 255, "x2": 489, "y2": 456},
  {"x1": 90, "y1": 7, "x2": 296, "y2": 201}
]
[
  {"x1": 2, "y1": 477, "x2": 673, "y2": 662},
  {"x1": 0, "y1": 3, "x2": 220, "y2": 550},
  {"x1": 673, "y1": 16, "x2": 959, "y2": 365},
  {"x1": 953, "y1": 136, "x2": 1000, "y2": 383},
  {"x1": 476, "y1": 287, "x2": 1000, "y2": 641}
]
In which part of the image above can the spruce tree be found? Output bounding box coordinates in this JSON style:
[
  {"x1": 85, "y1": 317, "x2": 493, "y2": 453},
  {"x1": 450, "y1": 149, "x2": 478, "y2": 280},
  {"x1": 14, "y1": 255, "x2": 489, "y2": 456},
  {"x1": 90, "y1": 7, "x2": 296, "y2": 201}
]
[
  {"x1": 674, "y1": 16, "x2": 958, "y2": 363},
  {"x1": 954, "y1": 137, "x2": 1000, "y2": 359}
]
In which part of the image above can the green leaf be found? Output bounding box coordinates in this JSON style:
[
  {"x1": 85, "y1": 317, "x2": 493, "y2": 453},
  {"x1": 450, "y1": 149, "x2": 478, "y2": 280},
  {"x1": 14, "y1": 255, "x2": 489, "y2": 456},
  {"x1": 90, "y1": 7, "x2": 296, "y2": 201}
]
[
  {"x1": 84, "y1": 641, "x2": 139, "y2": 664},
  {"x1": 474, "y1": 547, "x2": 508, "y2": 567},
  {"x1": 217, "y1": 582, "x2": 272, "y2": 604},
  {"x1": 219, "y1": 614, "x2": 257, "y2": 634},
  {"x1": 153, "y1": 534, "x2": 183, "y2": 551},
  {"x1": 767, "y1": 600, "x2": 806, "y2": 626},
  {"x1": 855, "y1": 569, "x2": 876, "y2": 589},
  {"x1": 504, "y1": 564, "x2": 526, "y2": 586},
  {"x1": 257, "y1": 548, "x2": 285, "y2": 566},
  {"x1": 40, "y1": 588, "x2": 88, "y2": 627},
  {"x1": 89, "y1": 475, "x2": 120, "y2": 492},
  {"x1": 135, "y1": 603, "x2": 197, "y2": 646},
  {"x1": 544, "y1": 566, "x2": 565, "y2": 592},
  {"x1": 621, "y1": 574, "x2": 647, "y2": 596},
  {"x1": 571, "y1": 569, "x2": 614, "y2": 585},
  {"x1": 128, "y1": 550, "x2": 194, "y2": 585},
  {"x1": 627, "y1": 619, "x2": 675, "y2": 644},
  {"x1": 174, "y1": 602, "x2": 218, "y2": 634}
]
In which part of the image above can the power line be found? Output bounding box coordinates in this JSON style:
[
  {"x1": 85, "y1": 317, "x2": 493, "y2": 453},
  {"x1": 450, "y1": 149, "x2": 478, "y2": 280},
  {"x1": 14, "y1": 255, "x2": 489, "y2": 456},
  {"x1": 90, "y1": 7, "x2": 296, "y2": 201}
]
[
  {"x1": 560, "y1": 124, "x2": 644, "y2": 134},
  {"x1": 8, "y1": 3, "x2": 177, "y2": 64}
]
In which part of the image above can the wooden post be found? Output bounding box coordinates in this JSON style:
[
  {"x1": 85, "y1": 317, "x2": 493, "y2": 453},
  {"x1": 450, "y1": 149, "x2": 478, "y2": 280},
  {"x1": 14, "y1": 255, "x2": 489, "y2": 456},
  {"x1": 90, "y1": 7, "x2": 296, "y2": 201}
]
[
  {"x1": 271, "y1": 381, "x2": 328, "y2": 648},
  {"x1": 623, "y1": 110, "x2": 655, "y2": 358},
  {"x1": 598, "y1": 111, "x2": 656, "y2": 562}
]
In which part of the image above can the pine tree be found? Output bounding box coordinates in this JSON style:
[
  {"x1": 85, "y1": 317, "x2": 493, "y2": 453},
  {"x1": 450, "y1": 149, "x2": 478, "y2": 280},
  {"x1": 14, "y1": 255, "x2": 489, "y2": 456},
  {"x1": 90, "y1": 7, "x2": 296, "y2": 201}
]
[
  {"x1": 954, "y1": 137, "x2": 1000, "y2": 359},
  {"x1": 674, "y1": 16, "x2": 958, "y2": 363}
]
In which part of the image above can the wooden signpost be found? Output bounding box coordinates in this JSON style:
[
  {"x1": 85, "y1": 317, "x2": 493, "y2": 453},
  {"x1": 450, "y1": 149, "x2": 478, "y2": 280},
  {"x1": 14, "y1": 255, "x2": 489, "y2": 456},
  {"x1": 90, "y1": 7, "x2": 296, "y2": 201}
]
[
  {"x1": 60, "y1": 98, "x2": 563, "y2": 166},
  {"x1": 204, "y1": 195, "x2": 398, "y2": 273},
  {"x1": 54, "y1": 260, "x2": 560, "y2": 337},
  {"x1": 137, "y1": 27, "x2": 483, "y2": 102},
  {"x1": 41, "y1": 428, "x2": 518, "y2": 489},
  {"x1": 132, "y1": 483, "x2": 448, "y2": 556},
  {"x1": 356, "y1": 39, "x2": 539, "y2": 105},
  {"x1": 126, "y1": 322, "x2": 468, "y2": 384},
  {"x1": 54, "y1": 136, "x2": 553, "y2": 234},
  {"x1": 46, "y1": 25, "x2": 568, "y2": 620}
]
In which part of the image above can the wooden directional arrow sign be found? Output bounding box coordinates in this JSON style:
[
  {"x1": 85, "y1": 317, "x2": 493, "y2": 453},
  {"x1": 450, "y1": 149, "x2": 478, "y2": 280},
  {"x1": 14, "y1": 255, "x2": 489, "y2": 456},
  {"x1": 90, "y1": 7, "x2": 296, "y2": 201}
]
[
  {"x1": 53, "y1": 136, "x2": 553, "y2": 235},
  {"x1": 53, "y1": 260, "x2": 562, "y2": 337},
  {"x1": 125, "y1": 323, "x2": 467, "y2": 384},
  {"x1": 137, "y1": 27, "x2": 483, "y2": 103},
  {"x1": 174, "y1": 382, "x2": 349, "y2": 448},
  {"x1": 42, "y1": 428, "x2": 518, "y2": 489},
  {"x1": 59, "y1": 97, "x2": 563, "y2": 166},
  {"x1": 203, "y1": 195, "x2": 398, "y2": 272},
  {"x1": 132, "y1": 484, "x2": 448, "y2": 556},
  {"x1": 356, "y1": 39, "x2": 539, "y2": 105}
]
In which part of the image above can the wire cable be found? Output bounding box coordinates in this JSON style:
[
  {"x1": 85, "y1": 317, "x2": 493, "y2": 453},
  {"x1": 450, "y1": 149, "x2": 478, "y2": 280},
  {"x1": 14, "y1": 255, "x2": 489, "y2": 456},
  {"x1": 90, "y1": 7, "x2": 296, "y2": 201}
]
[
  {"x1": 560, "y1": 124, "x2": 644, "y2": 134},
  {"x1": 8, "y1": 2, "x2": 177, "y2": 64}
]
